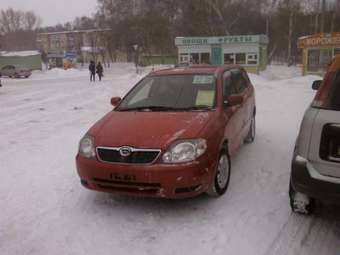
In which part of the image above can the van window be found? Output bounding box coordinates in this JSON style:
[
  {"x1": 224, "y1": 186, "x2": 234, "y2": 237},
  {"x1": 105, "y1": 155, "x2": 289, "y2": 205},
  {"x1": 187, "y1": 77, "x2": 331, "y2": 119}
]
[
  {"x1": 314, "y1": 70, "x2": 340, "y2": 111},
  {"x1": 325, "y1": 71, "x2": 340, "y2": 110}
]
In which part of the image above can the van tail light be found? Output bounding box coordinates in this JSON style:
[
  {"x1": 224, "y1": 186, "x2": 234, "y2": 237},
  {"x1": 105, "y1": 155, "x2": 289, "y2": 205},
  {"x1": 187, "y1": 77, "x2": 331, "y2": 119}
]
[{"x1": 311, "y1": 72, "x2": 335, "y2": 108}]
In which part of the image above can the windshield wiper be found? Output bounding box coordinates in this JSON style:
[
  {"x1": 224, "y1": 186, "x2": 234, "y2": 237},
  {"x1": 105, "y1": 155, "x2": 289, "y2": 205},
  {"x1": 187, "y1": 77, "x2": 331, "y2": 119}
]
[
  {"x1": 118, "y1": 105, "x2": 213, "y2": 112},
  {"x1": 178, "y1": 106, "x2": 213, "y2": 111},
  {"x1": 118, "y1": 106, "x2": 180, "y2": 112}
]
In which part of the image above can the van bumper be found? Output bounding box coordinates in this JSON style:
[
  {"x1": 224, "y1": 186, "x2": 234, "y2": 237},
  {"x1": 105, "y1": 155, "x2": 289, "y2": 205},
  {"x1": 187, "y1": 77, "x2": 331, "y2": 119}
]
[{"x1": 291, "y1": 155, "x2": 340, "y2": 203}]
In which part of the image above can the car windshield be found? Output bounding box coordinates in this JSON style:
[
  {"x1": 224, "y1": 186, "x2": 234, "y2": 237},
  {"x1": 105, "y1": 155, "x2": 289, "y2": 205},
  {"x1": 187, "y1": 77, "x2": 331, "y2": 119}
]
[{"x1": 117, "y1": 74, "x2": 216, "y2": 111}]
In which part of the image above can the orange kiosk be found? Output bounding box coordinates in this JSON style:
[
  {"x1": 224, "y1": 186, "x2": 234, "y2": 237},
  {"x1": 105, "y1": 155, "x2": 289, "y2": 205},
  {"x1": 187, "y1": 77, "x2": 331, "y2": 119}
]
[{"x1": 298, "y1": 33, "x2": 340, "y2": 76}]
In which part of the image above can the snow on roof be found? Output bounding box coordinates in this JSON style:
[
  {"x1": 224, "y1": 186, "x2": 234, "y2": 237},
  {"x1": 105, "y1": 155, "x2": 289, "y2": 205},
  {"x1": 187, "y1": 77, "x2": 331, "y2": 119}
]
[{"x1": 0, "y1": 51, "x2": 41, "y2": 57}]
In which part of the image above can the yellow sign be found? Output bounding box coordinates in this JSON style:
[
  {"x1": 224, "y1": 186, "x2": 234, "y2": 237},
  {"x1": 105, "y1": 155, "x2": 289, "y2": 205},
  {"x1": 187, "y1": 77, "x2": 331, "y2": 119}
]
[{"x1": 196, "y1": 90, "x2": 215, "y2": 107}]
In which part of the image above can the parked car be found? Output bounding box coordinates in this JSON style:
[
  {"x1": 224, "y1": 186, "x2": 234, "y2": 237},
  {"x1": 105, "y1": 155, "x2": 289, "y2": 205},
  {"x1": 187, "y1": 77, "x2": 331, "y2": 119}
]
[
  {"x1": 76, "y1": 65, "x2": 256, "y2": 199},
  {"x1": 0, "y1": 65, "x2": 32, "y2": 78},
  {"x1": 290, "y1": 56, "x2": 340, "y2": 214}
]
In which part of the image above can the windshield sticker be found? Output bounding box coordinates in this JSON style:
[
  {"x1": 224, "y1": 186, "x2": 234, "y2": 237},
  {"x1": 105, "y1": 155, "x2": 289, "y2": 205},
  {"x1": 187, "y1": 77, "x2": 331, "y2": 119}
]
[
  {"x1": 193, "y1": 75, "x2": 214, "y2": 84},
  {"x1": 196, "y1": 90, "x2": 215, "y2": 106}
]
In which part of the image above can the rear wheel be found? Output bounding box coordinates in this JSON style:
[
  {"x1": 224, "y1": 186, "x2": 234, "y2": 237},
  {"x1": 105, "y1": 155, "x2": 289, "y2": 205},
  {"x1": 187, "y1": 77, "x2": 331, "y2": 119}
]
[
  {"x1": 244, "y1": 116, "x2": 256, "y2": 143},
  {"x1": 289, "y1": 181, "x2": 315, "y2": 215},
  {"x1": 207, "y1": 150, "x2": 231, "y2": 197}
]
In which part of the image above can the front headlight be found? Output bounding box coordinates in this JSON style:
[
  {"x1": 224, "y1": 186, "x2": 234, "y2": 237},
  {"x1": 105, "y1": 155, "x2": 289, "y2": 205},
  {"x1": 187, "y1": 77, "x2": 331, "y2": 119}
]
[
  {"x1": 79, "y1": 135, "x2": 96, "y2": 159},
  {"x1": 162, "y1": 139, "x2": 207, "y2": 164}
]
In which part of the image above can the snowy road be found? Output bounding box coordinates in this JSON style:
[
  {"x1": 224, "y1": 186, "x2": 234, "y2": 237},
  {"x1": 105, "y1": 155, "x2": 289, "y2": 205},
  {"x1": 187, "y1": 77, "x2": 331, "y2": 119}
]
[{"x1": 1, "y1": 64, "x2": 340, "y2": 255}]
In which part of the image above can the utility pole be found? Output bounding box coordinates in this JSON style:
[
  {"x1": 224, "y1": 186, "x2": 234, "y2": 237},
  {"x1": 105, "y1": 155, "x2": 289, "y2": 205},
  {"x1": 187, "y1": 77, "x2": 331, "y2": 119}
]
[
  {"x1": 315, "y1": 0, "x2": 320, "y2": 33},
  {"x1": 330, "y1": 11, "x2": 335, "y2": 33},
  {"x1": 320, "y1": 0, "x2": 326, "y2": 33},
  {"x1": 287, "y1": 11, "x2": 294, "y2": 66}
]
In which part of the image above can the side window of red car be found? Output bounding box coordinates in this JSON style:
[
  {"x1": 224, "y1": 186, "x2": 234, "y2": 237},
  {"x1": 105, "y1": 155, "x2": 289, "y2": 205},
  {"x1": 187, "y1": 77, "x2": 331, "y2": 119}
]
[{"x1": 223, "y1": 71, "x2": 233, "y2": 99}]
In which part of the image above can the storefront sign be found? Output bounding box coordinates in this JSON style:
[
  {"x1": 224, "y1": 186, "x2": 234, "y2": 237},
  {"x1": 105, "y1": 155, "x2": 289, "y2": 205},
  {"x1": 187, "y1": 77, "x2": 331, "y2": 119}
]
[
  {"x1": 176, "y1": 35, "x2": 267, "y2": 46},
  {"x1": 298, "y1": 33, "x2": 340, "y2": 48}
]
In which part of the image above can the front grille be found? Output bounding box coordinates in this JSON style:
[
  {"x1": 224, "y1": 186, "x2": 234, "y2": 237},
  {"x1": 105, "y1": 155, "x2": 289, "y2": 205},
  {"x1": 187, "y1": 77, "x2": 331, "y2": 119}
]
[
  {"x1": 320, "y1": 124, "x2": 340, "y2": 162},
  {"x1": 92, "y1": 178, "x2": 161, "y2": 194},
  {"x1": 96, "y1": 147, "x2": 160, "y2": 164}
]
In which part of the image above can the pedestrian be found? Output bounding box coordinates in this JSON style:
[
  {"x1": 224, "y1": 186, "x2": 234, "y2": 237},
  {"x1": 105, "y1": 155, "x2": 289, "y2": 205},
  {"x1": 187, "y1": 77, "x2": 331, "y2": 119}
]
[
  {"x1": 96, "y1": 62, "x2": 104, "y2": 81},
  {"x1": 89, "y1": 61, "x2": 96, "y2": 82},
  {"x1": 0, "y1": 72, "x2": 2, "y2": 87}
]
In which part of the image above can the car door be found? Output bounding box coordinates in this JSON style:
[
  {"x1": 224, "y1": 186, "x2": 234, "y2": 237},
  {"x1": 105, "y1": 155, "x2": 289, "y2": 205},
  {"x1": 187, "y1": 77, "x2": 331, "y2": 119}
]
[
  {"x1": 1, "y1": 66, "x2": 10, "y2": 77},
  {"x1": 239, "y1": 70, "x2": 254, "y2": 136},
  {"x1": 3, "y1": 65, "x2": 15, "y2": 77},
  {"x1": 222, "y1": 69, "x2": 245, "y2": 155}
]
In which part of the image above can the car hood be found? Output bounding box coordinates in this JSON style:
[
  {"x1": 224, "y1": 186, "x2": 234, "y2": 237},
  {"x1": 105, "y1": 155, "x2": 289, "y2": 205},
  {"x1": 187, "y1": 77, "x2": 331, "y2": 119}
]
[{"x1": 90, "y1": 111, "x2": 215, "y2": 149}]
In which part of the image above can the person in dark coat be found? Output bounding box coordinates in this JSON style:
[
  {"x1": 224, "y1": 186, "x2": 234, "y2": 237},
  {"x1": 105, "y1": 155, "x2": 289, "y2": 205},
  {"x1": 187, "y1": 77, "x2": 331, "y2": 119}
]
[
  {"x1": 89, "y1": 61, "x2": 96, "y2": 82},
  {"x1": 96, "y1": 62, "x2": 104, "y2": 81}
]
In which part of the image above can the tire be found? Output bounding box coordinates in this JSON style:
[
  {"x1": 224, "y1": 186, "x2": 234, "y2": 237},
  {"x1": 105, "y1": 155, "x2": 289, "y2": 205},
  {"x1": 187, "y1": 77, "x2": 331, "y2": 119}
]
[
  {"x1": 207, "y1": 150, "x2": 231, "y2": 197},
  {"x1": 289, "y1": 181, "x2": 315, "y2": 215},
  {"x1": 244, "y1": 115, "x2": 256, "y2": 143}
]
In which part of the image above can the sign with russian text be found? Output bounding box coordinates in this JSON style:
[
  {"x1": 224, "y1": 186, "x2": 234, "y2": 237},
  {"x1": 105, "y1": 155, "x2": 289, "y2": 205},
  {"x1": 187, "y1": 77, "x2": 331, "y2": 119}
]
[
  {"x1": 175, "y1": 35, "x2": 268, "y2": 46},
  {"x1": 298, "y1": 33, "x2": 340, "y2": 48}
]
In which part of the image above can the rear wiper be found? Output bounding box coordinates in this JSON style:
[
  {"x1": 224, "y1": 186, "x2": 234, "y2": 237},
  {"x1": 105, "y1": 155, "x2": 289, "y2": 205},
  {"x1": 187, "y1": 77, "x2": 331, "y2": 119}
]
[{"x1": 118, "y1": 106, "x2": 180, "y2": 112}]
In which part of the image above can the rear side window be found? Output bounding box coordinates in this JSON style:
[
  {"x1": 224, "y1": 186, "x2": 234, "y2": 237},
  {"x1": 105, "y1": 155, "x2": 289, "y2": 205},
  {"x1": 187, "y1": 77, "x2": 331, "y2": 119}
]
[{"x1": 314, "y1": 70, "x2": 340, "y2": 111}]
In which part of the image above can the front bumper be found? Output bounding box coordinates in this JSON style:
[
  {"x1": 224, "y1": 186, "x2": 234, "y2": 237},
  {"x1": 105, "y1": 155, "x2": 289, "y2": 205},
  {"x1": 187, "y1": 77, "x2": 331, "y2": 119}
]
[
  {"x1": 291, "y1": 155, "x2": 340, "y2": 203},
  {"x1": 76, "y1": 154, "x2": 216, "y2": 199}
]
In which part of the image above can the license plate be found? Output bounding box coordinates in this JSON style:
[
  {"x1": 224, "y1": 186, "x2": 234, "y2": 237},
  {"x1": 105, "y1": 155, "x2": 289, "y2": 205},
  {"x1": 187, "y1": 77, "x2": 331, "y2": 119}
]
[{"x1": 110, "y1": 173, "x2": 136, "y2": 182}]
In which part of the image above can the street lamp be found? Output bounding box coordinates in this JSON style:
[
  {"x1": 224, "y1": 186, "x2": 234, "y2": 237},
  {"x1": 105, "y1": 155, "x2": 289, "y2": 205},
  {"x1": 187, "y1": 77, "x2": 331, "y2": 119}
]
[{"x1": 133, "y1": 44, "x2": 139, "y2": 74}]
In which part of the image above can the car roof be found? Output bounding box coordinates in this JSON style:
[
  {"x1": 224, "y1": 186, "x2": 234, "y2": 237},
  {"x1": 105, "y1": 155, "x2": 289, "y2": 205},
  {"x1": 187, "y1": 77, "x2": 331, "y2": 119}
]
[{"x1": 149, "y1": 64, "x2": 242, "y2": 77}]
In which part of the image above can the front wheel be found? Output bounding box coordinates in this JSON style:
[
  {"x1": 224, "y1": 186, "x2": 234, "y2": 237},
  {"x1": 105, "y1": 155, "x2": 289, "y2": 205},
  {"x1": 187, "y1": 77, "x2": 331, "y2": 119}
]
[{"x1": 207, "y1": 150, "x2": 231, "y2": 197}]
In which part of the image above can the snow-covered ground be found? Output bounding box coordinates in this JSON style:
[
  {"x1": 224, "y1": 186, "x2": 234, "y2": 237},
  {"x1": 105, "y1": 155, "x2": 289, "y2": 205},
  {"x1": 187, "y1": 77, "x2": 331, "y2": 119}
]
[{"x1": 1, "y1": 64, "x2": 339, "y2": 255}]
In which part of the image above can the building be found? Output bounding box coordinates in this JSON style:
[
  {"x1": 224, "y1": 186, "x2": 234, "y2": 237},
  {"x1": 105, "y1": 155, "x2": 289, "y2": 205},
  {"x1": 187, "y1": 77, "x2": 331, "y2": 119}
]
[
  {"x1": 36, "y1": 29, "x2": 111, "y2": 68},
  {"x1": 0, "y1": 51, "x2": 42, "y2": 70},
  {"x1": 175, "y1": 35, "x2": 269, "y2": 74},
  {"x1": 298, "y1": 33, "x2": 340, "y2": 76}
]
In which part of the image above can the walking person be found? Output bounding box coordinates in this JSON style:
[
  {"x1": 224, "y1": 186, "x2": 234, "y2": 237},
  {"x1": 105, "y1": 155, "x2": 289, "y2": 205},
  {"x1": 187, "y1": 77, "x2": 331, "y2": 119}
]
[
  {"x1": 96, "y1": 62, "x2": 104, "y2": 81},
  {"x1": 89, "y1": 61, "x2": 96, "y2": 82}
]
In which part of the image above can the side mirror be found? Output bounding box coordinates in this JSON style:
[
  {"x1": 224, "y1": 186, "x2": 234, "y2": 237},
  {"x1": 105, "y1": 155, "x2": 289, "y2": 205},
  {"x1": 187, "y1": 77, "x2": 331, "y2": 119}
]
[
  {"x1": 224, "y1": 95, "x2": 244, "y2": 107},
  {"x1": 312, "y1": 80, "x2": 322, "y2": 90},
  {"x1": 111, "y1": 97, "x2": 122, "y2": 107}
]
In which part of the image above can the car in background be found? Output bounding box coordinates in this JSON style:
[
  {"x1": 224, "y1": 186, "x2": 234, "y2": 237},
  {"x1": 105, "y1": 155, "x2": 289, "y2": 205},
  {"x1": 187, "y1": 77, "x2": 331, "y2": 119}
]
[
  {"x1": 0, "y1": 65, "x2": 32, "y2": 78},
  {"x1": 76, "y1": 65, "x2": 256, "y2": 199},
  {"x1": 290, "y1": 55, "x2": 340, "y2": 214}
]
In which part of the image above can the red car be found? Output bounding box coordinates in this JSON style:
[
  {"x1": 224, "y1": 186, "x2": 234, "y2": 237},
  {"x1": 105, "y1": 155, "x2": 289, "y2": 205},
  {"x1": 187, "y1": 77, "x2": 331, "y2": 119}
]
[{"x1": 76, "y1": 65, "x2": 256, "y2": 199}]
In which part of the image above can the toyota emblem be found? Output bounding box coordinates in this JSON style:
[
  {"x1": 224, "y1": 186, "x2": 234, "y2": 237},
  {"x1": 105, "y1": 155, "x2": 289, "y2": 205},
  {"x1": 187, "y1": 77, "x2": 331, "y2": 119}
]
[{"x1": 119, "y1": 146, "x2": 132, "y2": 157}]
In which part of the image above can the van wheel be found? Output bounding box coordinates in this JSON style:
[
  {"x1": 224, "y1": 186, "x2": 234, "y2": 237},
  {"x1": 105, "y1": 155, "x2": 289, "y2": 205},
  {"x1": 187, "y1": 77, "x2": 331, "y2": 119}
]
[
  {"x1": 289, "y1": 181, "x2": 315, "y2": 215},
  {"x1": 207, "y1": 150, "x2": 231, "y2": 197},
  {"x1": 244, "y1": 116, "x2": 256, "y2": 143}
]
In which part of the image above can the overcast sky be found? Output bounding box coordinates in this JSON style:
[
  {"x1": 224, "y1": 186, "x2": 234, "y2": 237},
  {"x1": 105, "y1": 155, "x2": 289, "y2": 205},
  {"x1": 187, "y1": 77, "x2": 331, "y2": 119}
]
[{"x1": 0, "y1": 0, "x2": 98, "y2": 26}]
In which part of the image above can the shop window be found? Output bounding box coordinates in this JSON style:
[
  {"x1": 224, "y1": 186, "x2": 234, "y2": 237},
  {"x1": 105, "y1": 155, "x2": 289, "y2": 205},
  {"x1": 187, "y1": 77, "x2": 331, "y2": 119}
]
[
  {"x1": 224, "y1": 54, "x2": 235, "y2": 64},
  {"x1": 190, "y1": 53, "x2": 199, "y2": 64},
  {"x1": 320, "y1": 49, "x2": 332, "y2": 66},
  {"x1": 247, "y1": 53, "x2": 258, "y2": 65},
  {"x1": 201, "y1": 53, "x2": 210, "y2": 64},
  {"x1": 334, "y1": 48, "x2": 340, "y2": 57},
  {"x1": 307, "y1": 49, "x2": 332, "y2": 73},
  {"x1": 180, "y1": 54, "x2": 189, "y2": 63},
  {"x1": 236, "y1": 53, "x2": 246, "y2": 65}
]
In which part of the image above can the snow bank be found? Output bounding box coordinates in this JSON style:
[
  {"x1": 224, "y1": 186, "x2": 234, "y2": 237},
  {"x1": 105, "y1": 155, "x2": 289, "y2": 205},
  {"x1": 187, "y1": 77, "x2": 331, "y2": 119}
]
[
  {"x1": 260, "y1": 65, "x2": 303, "y2": 80},
  {"x1": 1, "y1": 63, "x2": 339, "y2": 255}
]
